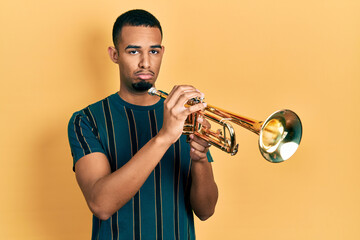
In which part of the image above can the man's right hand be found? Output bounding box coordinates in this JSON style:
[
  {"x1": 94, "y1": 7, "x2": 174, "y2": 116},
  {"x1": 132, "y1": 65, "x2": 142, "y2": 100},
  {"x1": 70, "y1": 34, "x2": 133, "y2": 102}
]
[{"x1": 157, "y1": 85, "x2": 207, "y2": 144}]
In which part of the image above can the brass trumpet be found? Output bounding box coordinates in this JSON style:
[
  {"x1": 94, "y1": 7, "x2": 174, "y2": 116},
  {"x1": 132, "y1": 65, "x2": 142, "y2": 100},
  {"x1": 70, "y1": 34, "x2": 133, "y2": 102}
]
[{"x1": 148, "y1": 87, "x2": 302, "y2": 163}]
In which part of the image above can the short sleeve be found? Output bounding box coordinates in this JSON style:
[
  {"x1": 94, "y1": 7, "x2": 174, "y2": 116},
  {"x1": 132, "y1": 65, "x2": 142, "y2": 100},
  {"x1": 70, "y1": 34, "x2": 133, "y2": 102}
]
[
  {"x1": 67, "y1": 112, "x2": 106, "y2": 171},
  {"x1": 207, "y1": 150, "x2": 213, "y2": 162}
]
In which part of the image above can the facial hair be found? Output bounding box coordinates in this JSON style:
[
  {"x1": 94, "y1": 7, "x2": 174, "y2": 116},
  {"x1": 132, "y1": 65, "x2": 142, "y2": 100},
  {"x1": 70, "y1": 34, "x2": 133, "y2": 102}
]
[{"x1": 132, "y1": 81, "x2": 153, "y2": 92}]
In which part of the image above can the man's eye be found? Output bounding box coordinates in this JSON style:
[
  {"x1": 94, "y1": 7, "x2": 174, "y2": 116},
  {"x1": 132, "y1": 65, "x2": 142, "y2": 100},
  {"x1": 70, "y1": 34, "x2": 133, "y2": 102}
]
[
  {"x1": 129, "y1": 50, "x2": 139, "y2": 54},
  {"x1": 150, "y1": 50, "x2": 159, "y2": 54}
]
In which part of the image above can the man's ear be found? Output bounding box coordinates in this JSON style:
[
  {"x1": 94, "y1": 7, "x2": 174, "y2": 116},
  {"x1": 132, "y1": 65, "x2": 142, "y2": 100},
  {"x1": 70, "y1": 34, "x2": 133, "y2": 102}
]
[{"x1": 108, "y1": 46, "x2": 119, "y2": 63}]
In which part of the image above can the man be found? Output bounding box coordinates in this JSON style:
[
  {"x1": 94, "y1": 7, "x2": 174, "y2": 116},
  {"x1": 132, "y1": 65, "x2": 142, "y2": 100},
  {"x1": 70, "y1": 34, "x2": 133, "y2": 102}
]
[{"x1": 68, "y1": 9, "x2": 218, "y2": 239}]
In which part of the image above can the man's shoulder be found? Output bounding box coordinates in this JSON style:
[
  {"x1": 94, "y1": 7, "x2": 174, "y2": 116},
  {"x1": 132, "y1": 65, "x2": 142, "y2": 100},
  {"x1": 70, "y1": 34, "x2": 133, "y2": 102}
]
[{"x1": 68, "y1": 93, "x2": 117, "y2": 122}]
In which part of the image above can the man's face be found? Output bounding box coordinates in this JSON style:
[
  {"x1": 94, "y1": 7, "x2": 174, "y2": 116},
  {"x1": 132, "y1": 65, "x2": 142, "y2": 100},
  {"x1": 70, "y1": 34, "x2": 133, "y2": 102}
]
[{"x1": 116, "y1": 25, "x2": 164, "y2": 92}]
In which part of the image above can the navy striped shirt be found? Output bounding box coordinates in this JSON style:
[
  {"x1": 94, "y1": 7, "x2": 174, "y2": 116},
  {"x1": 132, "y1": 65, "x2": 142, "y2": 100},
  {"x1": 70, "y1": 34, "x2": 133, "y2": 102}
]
[{"x1": 68, "y1": 93, "x2": 211, "y2": 239}]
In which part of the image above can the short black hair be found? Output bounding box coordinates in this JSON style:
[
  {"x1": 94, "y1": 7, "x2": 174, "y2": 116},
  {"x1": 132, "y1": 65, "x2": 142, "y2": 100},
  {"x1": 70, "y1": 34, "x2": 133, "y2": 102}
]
[{"x1": 112, "y1": 9, "x2": 163, "y2": 48}]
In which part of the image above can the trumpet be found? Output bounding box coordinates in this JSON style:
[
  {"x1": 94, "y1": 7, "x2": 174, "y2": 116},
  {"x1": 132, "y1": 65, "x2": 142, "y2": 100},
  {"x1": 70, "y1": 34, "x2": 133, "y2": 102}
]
[{"x1": 148, "y1": 87, "x2": 302, "y2": 163}]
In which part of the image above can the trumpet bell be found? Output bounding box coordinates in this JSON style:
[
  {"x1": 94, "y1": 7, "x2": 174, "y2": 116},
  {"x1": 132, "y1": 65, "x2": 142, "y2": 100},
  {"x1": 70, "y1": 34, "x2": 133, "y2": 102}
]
[{"x1": 259, "y1": 110, "x2": 302, "y2": 163}]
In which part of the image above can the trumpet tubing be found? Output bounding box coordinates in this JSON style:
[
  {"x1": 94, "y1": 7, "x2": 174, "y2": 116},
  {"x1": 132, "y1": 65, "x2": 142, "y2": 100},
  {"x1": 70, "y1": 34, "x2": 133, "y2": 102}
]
[{"x1": 148, "y1": 87, "x2": 302, "y2": 163}]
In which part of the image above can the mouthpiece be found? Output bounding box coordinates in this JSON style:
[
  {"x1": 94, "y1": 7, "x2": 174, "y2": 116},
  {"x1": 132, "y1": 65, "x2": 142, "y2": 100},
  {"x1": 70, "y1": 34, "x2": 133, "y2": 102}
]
[{"x1": 148, "y1": 87, "x2": 158, "y2": 96}]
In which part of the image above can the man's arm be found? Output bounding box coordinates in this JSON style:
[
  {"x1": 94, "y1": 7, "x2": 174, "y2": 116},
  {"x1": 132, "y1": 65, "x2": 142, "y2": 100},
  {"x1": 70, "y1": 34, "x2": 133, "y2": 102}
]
[
  {"x1": 189, "y1": 118, "x2": 219, "y2": 221},
  {"x1": 75, "y1": 133, "x2": 173, "y2": 221},
  {"x1": 74, "y1": 85, "x2": 207, "y2": 220}
]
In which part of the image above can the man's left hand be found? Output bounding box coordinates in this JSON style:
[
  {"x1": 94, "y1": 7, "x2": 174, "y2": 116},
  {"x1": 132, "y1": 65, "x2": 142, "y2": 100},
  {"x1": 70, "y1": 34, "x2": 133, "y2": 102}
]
[{"x1": 189, "y1": 115, "x2": 211, "y2": 162}]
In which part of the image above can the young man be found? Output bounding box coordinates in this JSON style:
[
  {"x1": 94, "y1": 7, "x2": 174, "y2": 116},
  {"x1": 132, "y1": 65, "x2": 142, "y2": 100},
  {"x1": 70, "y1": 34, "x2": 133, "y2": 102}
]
[{"x1": 68, "y1": 9, "x2": 218, "y2": 239}]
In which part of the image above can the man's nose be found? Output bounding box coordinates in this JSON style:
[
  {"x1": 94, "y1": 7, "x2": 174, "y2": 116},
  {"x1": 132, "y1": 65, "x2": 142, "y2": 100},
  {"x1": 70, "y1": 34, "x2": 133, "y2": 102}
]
[{"x1": 139, "y1": 53, "x2": 150, "y2": 69}]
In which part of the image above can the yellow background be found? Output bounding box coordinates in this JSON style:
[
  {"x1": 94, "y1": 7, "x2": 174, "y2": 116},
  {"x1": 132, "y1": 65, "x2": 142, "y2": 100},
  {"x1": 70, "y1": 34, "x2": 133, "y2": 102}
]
[{"x1": 1, "y1": 0, "x2": 359, "y2": 239}]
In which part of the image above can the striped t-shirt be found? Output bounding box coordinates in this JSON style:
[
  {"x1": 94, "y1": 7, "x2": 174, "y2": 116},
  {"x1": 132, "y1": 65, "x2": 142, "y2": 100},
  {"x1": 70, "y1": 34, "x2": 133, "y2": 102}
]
[{"x1": 68, "y1": 92, "x2": 209, "y2": 239}]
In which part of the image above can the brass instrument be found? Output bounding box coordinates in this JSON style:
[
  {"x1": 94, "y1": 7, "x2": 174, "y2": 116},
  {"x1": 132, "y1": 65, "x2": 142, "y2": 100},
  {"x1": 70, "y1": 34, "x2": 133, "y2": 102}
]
[{"x1": 148, "y1": 87, "x2": 302, "y2": 163}]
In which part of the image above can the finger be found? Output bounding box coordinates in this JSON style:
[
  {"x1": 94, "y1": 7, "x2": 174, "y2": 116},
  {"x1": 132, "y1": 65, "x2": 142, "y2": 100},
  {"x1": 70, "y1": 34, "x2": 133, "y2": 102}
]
[
  {"x1": 176, "y1": 90, "x2": 204, "y2": 107},
  {"x1": 197, "y1": 116, "x2": 211, "y2": 129},
  {"x1": 186, "y1": 102, "x2": 207, "y2": 115},
  {"x1": 189, "y1": 134, "x2": 211, "y2": 149},
  {"x1": 168, "y1": 91, "x2": 205, "y2": 117},
  {"x1": 165, "y1": 85, "x2": 199, "y2": 108},
  {"x1": 190, "y1": 140, "x2": 207, "y2": 153},
  {"x1": 190, "y1": 147, "x2": 208, "y2": 159}
]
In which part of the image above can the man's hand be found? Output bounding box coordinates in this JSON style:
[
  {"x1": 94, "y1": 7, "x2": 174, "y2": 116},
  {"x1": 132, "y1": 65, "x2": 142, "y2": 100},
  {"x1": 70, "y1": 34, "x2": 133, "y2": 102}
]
[
  {"x1": 158, "y1": 85, "x2": 206, "y2": 144},
  {"x1": 189, "y1": 115, "x2": 211, "y2": 162}
]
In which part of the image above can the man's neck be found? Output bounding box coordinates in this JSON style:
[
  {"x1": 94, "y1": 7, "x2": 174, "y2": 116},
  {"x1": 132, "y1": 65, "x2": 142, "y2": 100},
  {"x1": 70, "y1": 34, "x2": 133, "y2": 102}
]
[{"x1": 118, "y1": 88, "x2": 160, "y2": 106}]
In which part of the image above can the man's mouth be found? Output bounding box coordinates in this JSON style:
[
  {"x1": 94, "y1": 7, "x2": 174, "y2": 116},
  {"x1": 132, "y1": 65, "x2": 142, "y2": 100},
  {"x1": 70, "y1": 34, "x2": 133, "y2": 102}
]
[
  {"x1": 135, "y1": 71, "x2": 154, "y2": 80},
  {"x1": 137, "y1": 74, "x2": 153, "y2": 80}
]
